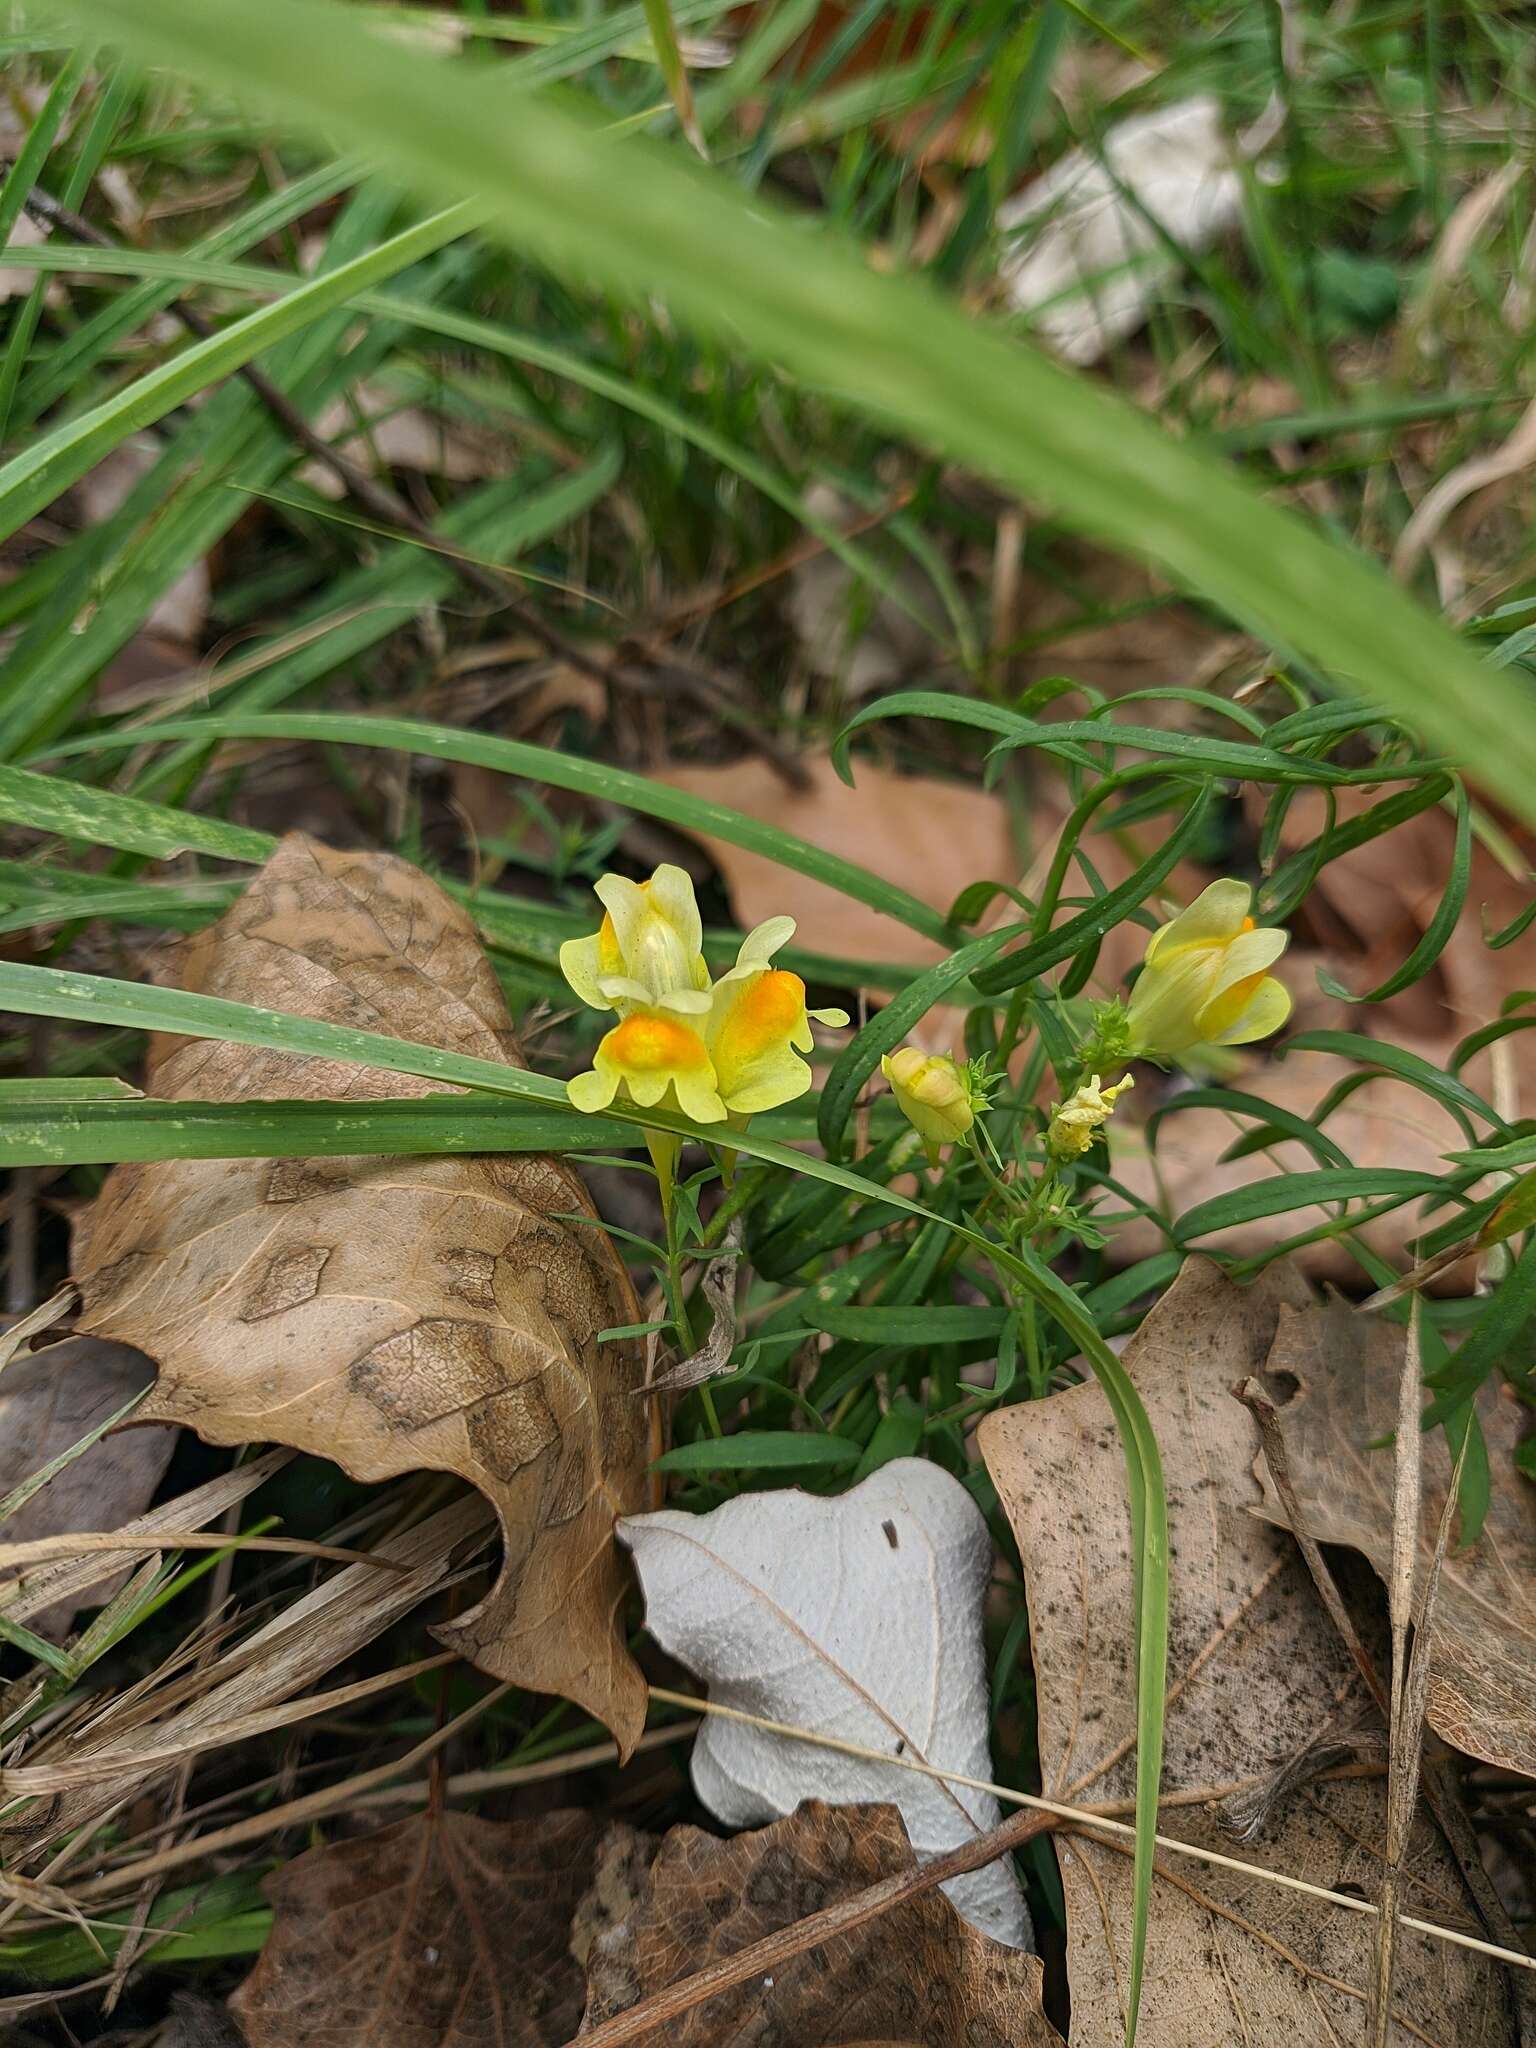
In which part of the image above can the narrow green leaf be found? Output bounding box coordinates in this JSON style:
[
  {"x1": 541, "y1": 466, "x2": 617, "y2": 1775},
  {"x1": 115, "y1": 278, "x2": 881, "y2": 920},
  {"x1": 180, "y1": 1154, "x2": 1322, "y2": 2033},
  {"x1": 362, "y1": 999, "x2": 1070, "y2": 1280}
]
[
  {"x1": 1145, "y1": 1086, "x2": 1353, "y2": 1172},
  {"x1": 1175, "y1": 1168, "x2": 1449, "y2": 1243},
  {"x1": 1479, "y1": 1167, "x2": 1536, "y2": 1249},
  {"x1": 1422, "y1": 1234, "x2": 1536, "y2": 1421},
  {"x1": 652, "y1": 1430, "x2": 861, "y2": 1473},
  {"x1": 1315, "y1": 783, "x2": 1471, "y2": 1003},
  {"x1": 1280, "y1": 1030, "x2": 1507, "y2": 1138},
  {"x1": 852, "y1": 1393, "x2": 927, "y2": 1479}
]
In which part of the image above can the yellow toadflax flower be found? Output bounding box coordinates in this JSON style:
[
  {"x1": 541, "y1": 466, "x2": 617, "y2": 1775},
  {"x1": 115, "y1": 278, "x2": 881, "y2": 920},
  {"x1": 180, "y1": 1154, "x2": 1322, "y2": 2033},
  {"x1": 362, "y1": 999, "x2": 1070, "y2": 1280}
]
[
  {"x1": 881, "y1": 1047, "x2": 981, "y2": 1166},
  {"x1": 559, "y1": 863, "x2": 711, "y2": 1019},
  {"x1": 1046, "y1": 1072, "x2": 1134, "y2": 1161},
  {"x1": 561, "y1": 871, "x2": 847, "y2": 1196},
  {"x1": 1126, "y1": 879, "x2": 1292, "y2": 1060}
]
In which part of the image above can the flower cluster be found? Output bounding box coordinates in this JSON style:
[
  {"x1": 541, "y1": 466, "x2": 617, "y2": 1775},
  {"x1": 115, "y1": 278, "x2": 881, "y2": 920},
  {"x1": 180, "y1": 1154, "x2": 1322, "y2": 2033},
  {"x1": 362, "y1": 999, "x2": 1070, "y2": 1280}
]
[
  {"x1": 877, "y1": 878, "x2": 1291, "y2": 1173},
  {"x1": 1046, "y1": 1072, "x2": 1135, "y2": 1160},
  {"x1": 561, "y1": 865, "x2": 848, "y2": 1135}
]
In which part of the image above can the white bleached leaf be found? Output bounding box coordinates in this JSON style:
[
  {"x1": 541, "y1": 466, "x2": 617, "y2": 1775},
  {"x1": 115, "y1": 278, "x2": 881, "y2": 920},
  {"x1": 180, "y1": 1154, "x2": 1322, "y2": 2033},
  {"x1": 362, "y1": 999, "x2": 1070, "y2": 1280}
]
[
  {"x1": 998, "y1": 96, "x2": 1253, "y2": 364},
  {"x1": 618, "y1": 1457, "x2": 1031, "y2": 1948}
]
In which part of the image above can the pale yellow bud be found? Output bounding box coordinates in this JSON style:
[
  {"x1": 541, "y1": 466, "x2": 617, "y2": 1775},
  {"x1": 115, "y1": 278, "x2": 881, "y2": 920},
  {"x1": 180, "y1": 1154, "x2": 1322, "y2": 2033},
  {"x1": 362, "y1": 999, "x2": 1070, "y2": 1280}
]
[
  {"x1": 881, "y1": 1047, "x2": 977, "y2": 1165},
  {"x1": 1047, "y1": 1072, "x2": 1134, "y2": 1161}
]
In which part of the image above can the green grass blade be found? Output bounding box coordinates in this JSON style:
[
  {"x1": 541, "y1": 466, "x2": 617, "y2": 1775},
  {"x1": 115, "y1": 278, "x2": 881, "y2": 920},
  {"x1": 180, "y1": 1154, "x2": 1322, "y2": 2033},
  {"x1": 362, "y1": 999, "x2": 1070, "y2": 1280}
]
[
  {"x1": 0, "y1": 1097, "x2": 630, "y2": 1165},
  {"x1": 0, "y1": 762, "x2": 271, "y2": 860},
  {"x1": 37, "y1": 713, "x2": 953, "y2": 942},
  {"x1": 0, "y1": 200, "x2": 477, "y2": 549}
]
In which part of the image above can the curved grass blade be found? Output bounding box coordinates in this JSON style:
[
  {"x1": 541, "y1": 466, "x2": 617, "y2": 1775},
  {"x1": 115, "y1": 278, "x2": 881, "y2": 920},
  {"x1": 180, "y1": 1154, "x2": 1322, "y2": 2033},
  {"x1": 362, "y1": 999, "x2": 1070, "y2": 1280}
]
[
  {"x1": 1258, "y1": 775, "x2": 1453, "y2": 923},
  {"x1": 1315, "y1": 783, "x2": 1471, "y2": 1004},
  {"x1": 1174, "y1": 1167, "x2": 1454, "y2": 1244},
  {"x1": 39, "y1": 711, "x2": 952, "y2": 942},
  {"x1": 837, "y1": 691, "x2": 1448, "y2": 789},
  {"x1": 1281, "y1": 1029, "x2": 1508, "y2": 1139},
  {"x1": 1143, "y1": 1085, "x2": 1354, "y2": 1171},
  {"x1": 972, "y1": 783, "x2": 1215, "y2": 996}
]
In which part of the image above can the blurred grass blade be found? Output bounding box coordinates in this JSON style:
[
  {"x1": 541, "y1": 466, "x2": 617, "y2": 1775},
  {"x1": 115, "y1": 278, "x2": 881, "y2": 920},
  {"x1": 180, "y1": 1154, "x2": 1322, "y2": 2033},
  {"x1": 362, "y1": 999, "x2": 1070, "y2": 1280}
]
[
  {"x1": 640, "y1": 0, "x2": 705, "y2": 155},
  {"x1": 31, "y1": 0, "x2": 1536, "y2": 827}
]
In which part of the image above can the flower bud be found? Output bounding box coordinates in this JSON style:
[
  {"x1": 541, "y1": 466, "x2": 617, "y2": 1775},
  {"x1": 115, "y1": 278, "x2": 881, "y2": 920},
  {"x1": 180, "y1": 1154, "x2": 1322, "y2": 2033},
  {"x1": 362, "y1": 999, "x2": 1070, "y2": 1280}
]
[{"x1": 881, "y1": 1047, "x2": 977, "y2": 1165}]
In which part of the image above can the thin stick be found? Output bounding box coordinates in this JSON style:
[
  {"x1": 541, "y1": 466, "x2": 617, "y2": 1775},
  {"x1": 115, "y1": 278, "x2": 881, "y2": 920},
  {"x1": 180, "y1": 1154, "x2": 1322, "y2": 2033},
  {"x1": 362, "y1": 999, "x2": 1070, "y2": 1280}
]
[
  {"x1": 1372, "y1": 1297, "x2": 1426, "y2": 2044},
  {"x1": 347, "y1": 1718, "x2": 700, "y2": 1812},
  {"x1": 645, "y1": 1687, "x2": 1536, "y2": 1976}
]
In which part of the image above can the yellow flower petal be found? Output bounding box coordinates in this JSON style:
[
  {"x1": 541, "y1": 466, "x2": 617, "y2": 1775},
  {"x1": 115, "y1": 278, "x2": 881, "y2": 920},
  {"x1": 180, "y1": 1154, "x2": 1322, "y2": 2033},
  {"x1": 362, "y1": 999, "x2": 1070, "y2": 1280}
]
[
  {"x1": 1207, "y1": 974, "x2": 1293, "y2": 1046},
  {"x1": 568, "y1": 1065, "x2": 619, "y2": 1112},
  {"x1": 710, "y1": 967, "x2": 815, "y2": 1114},
  {"x1": 558, "y1": 931, "x2": 612, "y2": 1012},
  {"x1": 569, "y1": 1010, "x2": 726, "y2": 1123},
  {"x1": 1144, "y1": 878, "x2": 1253, "y2": 966},
  {"x1": 734, "y1": 915, "x2": 796, "y2": 970},
  {"x1": 561, "y1": 864, "x2": 710, "y2": 1022}
]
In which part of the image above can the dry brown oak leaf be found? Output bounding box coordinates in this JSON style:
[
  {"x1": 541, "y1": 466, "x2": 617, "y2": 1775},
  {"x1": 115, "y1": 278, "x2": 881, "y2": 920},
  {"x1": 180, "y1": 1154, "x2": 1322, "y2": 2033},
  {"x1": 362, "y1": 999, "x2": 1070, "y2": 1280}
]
[
  {"x1": 232, "y1": 1807, "x2": 618, "y2": 2047},
  {"x1": 69, "y1": 834, "x2": 649, "y2": 1751},
  {"x1": 580, "y1": 1799, "x2": 1059, "y2": 2046},
  {"x1": 1252, "y1": 1298, "x2": 1536, "y2": 1780},
  {"x1": 979, "y1": 1256, "x2": 1518, "y2": 2048}
]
